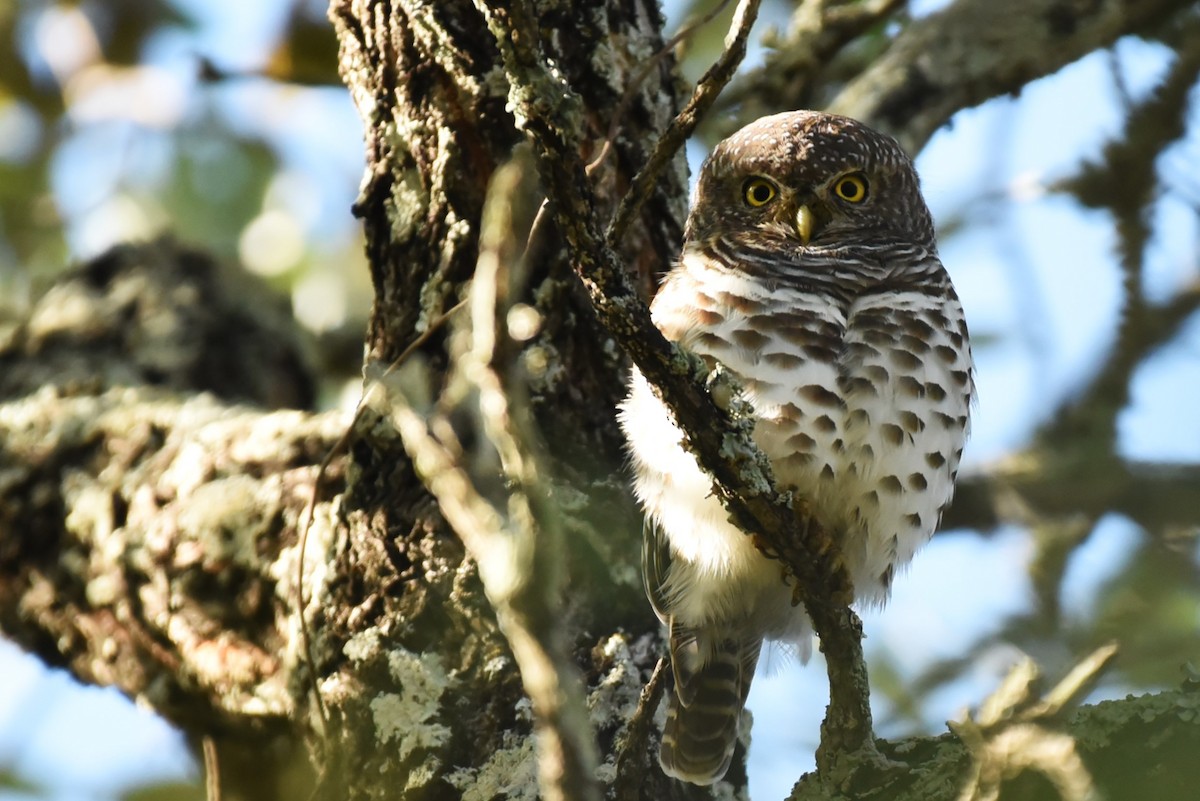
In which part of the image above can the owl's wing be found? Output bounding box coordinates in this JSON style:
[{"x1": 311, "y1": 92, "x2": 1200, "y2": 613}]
[
  {"x1": 645, "y1": 515, "x2": 763, "y2": 782},
  {"x1": 642, "y1": 516, "x2": 672, "y2": 625},
  {"x1": 643, "y1": 518, "x2": 699, "y2": 707}
]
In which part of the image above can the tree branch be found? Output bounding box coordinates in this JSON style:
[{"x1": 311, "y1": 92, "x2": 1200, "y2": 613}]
[
  {"x1": 475, "y1": 0, "x2": 880, "y2": 779},
  {"x1": 828, "y1": 0, "x2": 1194, "y2": 152},
  {"x1": 944, "y1": 457, "x2": 1200, "y2": 535},
  {"x1": 0, "y1": 242, "x2": 339, "y2": 745},
  {"x1": 715, "y1": 0, "x2": 903, "y2": 126},
  {"x1": 790, "y1": 645, "x2": 1200, "y2": 801},
  {"x1": 0, "y1": 386, "x2": 346, "y2": 742}
]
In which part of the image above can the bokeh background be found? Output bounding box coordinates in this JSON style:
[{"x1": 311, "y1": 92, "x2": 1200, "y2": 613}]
[{"x1": 2, "y1": 1, "x2": 1198, "y2": 799}]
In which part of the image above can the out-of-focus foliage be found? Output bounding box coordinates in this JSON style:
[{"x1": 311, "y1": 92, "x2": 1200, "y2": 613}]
[
  {"x1": 121, "y1": 782, "x2": 205, "y2": 801},
  {"x1": 0, "y1": 0, "x2": 368, "y2": 377}
]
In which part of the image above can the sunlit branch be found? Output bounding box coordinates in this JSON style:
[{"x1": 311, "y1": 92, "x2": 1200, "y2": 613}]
[{"x1": 475, "y1": 0, "x2": 881, "y2": 779}]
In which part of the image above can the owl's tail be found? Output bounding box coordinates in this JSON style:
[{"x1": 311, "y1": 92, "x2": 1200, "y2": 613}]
[{"x1": 660, "y1": 635, "x2": 762, "y2": 785}]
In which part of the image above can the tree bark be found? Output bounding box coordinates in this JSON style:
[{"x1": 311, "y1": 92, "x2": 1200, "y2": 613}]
[{"x1": 315, "y1": 1, "x2": 687, "y2": 798}]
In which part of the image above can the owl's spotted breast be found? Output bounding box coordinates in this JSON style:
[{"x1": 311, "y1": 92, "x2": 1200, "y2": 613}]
[{"x1": 644, "y1": 246, "x2": 971, "y2": 598}]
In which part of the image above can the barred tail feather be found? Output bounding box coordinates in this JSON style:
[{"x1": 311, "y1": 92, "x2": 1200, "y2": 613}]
[{"x1": 661, "y1": 639, "x2": 761, "y2": 785}]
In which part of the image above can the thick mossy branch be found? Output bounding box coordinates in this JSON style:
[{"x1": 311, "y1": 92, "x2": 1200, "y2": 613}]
[
  {"x1": 0, "y1": 241, "x2": 338, "y2": 738},
  {"x1": 0, "y1": 385, "x2": 348, "y2": 733},
  {"x1": 828, "y1": 0, "x2": 1193, "y2": 152},
  {"x1": 791, "y1": 650, "x2": 1200, "y2": 801}
]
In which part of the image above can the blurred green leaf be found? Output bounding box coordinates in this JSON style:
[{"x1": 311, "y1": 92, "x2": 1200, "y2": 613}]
[{"x1": 121, "y1": 779, "x2": 206, "y2": 801}]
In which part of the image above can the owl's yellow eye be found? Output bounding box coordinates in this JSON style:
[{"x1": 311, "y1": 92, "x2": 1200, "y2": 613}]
[
  {"x1": 833, "y1": 174, "x2": 868, "y2": 203},
  {"x1": 743, "y1": 178, "x2": 777, "y2": 207}
]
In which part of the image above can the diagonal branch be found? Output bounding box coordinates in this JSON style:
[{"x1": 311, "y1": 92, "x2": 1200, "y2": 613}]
[
  {"x1": 474, "y1": 0, "x2": 878, "y2": 778},
  {"x1": 828, "y1": 0, "x2": 1194, "y2": 153}
]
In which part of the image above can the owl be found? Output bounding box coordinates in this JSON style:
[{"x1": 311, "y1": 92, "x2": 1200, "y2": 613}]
[{"x1": 619, "y1": 110, "x2": 974, "y2": 785}]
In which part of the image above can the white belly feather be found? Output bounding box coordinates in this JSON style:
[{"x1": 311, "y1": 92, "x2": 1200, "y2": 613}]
[{"x1": 620, "y1": 254, "x2": 972, "y2": 649}]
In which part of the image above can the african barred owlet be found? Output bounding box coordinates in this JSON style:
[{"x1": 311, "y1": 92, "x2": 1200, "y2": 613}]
[{"x1": 619, "y1": 111, "x2": 974, "y2": 785}]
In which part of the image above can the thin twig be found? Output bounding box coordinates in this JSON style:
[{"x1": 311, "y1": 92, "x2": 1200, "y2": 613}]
[
  {"x1": 202, "y1": 736, "x2": 221, "y2": 801},
  {"x1": 612, "y1": 657, "x2": 669, "y2": 801},
  {"x1": 295, "y1": 297, "x2": 468, "y2": 734},
  {"x1": 605, "y1": 0, "x2": 762, "y2": 247},
  {"x1": 387, "y1": 151, "x2": 602, "y2": 801}
]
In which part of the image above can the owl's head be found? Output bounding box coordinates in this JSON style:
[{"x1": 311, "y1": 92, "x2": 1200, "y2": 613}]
[{"x1": 686, "y1": 111, "x2": 936, "y2": 256}]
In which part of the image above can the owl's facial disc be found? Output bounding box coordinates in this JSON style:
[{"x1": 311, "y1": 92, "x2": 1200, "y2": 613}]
[{"x1": 755, "y1": 192, "x2": 831, "y2": 246}]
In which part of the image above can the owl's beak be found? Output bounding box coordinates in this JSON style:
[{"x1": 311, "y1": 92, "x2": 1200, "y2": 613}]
[{"x1": 795, "y1": 204, "x2": 816, "y2": 245}]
